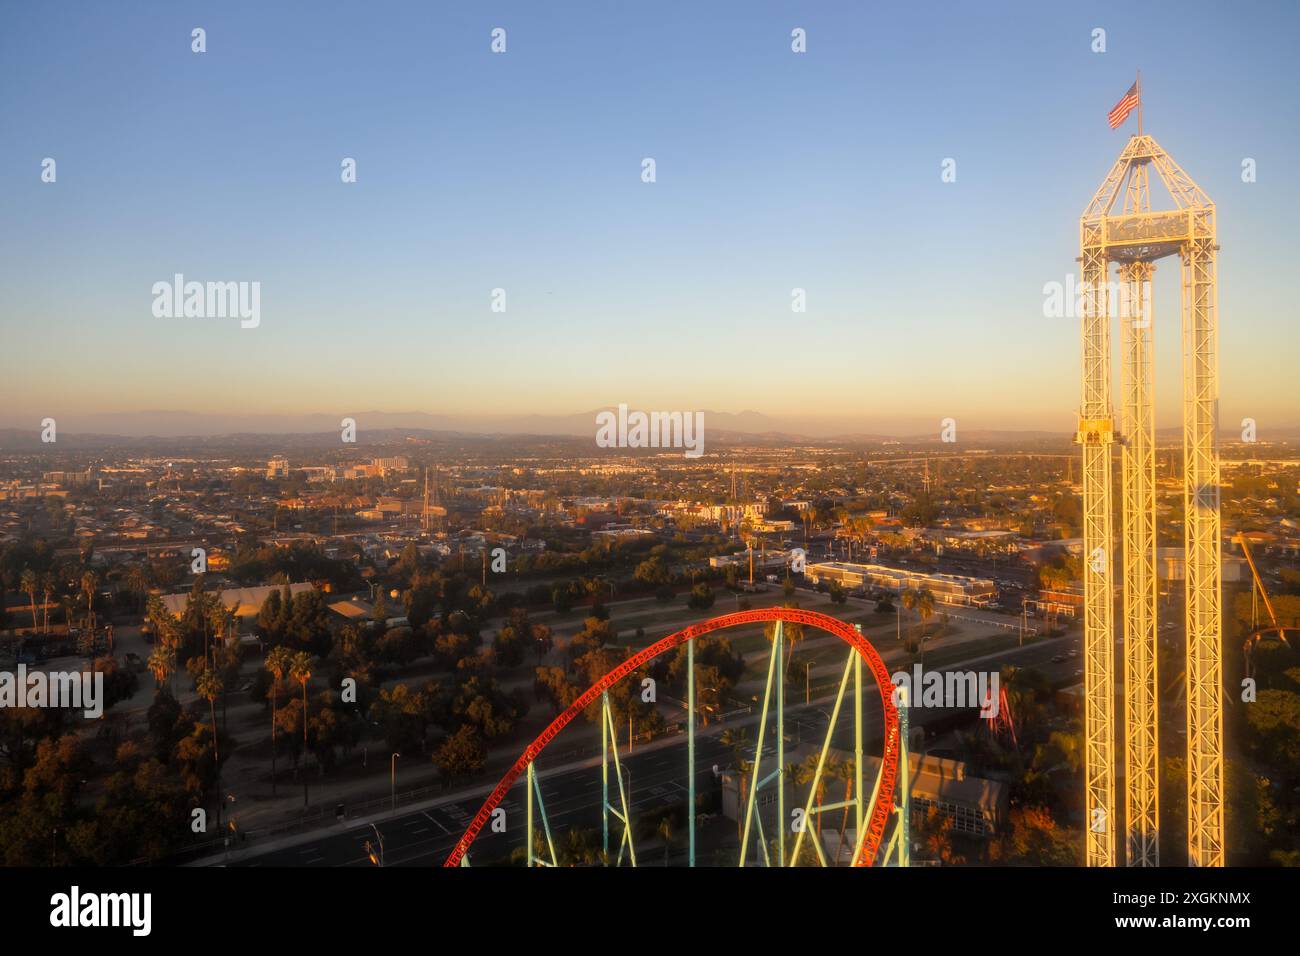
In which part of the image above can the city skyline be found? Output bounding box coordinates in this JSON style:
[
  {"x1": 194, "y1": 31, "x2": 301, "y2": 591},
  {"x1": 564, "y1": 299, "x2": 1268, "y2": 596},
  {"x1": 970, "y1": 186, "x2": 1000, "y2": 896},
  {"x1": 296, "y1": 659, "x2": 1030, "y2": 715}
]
[{"x1": 3, "y1": 2, "x2": 1299, "y2": 432}]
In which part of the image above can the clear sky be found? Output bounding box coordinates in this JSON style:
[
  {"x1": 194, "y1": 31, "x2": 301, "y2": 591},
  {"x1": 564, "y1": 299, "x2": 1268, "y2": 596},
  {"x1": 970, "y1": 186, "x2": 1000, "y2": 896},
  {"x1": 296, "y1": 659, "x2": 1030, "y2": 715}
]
[{"x1": 1, "y1": 1, "x2": 1297, "y2": 435}]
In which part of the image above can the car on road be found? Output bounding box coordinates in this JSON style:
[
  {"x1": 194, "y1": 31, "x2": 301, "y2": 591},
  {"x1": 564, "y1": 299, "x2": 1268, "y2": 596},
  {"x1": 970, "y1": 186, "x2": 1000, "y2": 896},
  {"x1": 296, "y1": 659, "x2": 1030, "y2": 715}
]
[{"x1": 1051, "y1": 654, "x2": 1067, "y2": 663}]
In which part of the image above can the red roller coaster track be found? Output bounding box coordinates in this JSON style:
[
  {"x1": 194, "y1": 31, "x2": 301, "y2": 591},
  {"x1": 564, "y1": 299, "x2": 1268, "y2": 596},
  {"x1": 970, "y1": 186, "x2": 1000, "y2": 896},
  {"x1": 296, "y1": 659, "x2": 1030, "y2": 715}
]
[{"x1": 443, "y1": 607, "x2": 900, "y2": 867}]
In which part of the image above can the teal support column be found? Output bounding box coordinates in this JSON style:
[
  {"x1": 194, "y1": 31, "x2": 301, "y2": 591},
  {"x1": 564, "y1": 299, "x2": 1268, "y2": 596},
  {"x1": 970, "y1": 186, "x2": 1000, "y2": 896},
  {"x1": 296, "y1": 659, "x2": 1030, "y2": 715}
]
[
  {"x1": 853, "y1": 624, "x2": 864, "y2": 845},
  {"x1": 739, "y1": 631, "x2": 781, "y2": 866},
  {"x1": 775, "y1": 620, "x2": 785, "y2": 866},
  {"x1": 531, "y1": 764, "x2": 558, "y2": 866},
  {"x1": 898, "y1": 685, "x2": 910, "y2": 868},
  {"x1": 687, "y1": 636, "x2": 696, "y2": 867},
  {"x1": 526, "y1": 762, "x2": 535, "y2": 867},
  {"x1": 602, "y1": 690, "x2": 610, "y2": 857}
]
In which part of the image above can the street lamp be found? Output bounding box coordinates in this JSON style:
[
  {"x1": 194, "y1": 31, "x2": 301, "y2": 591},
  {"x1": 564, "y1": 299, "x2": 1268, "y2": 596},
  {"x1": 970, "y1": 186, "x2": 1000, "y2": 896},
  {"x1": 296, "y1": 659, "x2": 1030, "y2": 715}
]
[
  {"x1": 391, "y1": 753, "x2": 400, "y2": 813},
  {"x1": 619, "y1": 764, "x2": 632, "y2": 806}
]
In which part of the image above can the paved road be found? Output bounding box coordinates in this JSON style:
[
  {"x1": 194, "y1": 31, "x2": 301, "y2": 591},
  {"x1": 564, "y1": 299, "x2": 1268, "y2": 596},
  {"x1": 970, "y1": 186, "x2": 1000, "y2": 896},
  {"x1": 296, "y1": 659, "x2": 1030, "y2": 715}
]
[{"x1": 228, "y1": 631, "x2": 1082, "y2": 867}]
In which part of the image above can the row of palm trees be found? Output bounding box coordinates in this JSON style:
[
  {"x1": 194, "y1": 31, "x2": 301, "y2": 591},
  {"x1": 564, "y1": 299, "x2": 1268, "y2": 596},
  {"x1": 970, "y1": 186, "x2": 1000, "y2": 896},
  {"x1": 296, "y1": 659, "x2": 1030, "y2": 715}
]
[
  {"x1": 142, "y1": 594, "x2": 314, "y2": 805},
  {"x1": 17, "y1": 567, "x2": 102, "y2": 636},
  {"x1": 264, "y1": 645, "x2": 313, "y2": 800}
]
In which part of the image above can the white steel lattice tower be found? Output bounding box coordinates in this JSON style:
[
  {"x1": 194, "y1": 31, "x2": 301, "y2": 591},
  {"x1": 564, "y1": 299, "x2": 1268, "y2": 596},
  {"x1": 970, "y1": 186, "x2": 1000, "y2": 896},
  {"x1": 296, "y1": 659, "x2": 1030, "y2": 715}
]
[{"x1": 1078, "y1": 132, "x2": 1222, "y2": 867}]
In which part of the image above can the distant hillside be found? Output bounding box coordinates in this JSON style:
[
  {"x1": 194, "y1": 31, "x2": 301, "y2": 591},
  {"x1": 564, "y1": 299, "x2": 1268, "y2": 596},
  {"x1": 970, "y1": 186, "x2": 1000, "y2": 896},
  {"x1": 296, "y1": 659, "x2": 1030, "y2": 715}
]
[{"x1": 0, "y1": 412, "x2": 1296, "y2": 452}]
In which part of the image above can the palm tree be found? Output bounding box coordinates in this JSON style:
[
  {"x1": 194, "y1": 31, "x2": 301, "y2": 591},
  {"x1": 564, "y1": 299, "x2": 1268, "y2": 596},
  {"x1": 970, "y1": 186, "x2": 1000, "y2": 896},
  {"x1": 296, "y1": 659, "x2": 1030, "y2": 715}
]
[
  {"x1": 265, "y1": 646, "x2": 292, "y2": 797},
  {"x1": 834, "y1": 757, "x2": 857, "y2": 864},
  {"x1": 80, "y1": 570, "x2": 99, "y2": 638},
  {"x1": 851, "y1": 516, "x2": 875, "y2": 556},
  {"x1": 915, "y1": 589, "x2": 936, "y2": 662},
  {"x1": 206, "y1": 594, "x2": 229, "y2": 667},
  {"x1": 19, "y1": 569, "x2": 39, "y2": 632},
  {"x1": 657, "y1": 815, "x2": 674, "y2": 866},
  {"x1": 290, "y1": 651, "x2": 313, "y2": 805},
  {"x1": 720, "y1": 727, "x2": 752, "y2": 842},
  {"x1": 799, "y1": 752, "x2": 833, "y2": 840},
  {"x1": 125, "y1": 564, "x2": 150, "y2": 612},
  {"x1": 60, "y1": 596, "x2": 76, "y2": 646},
  {"x1": 196, "y1": 668, "x2": 224, "y2": 763},
  {"x1": 901, "y1": 588, "x2": 918, "y2": 641},
  {"x1": 146, "y1": 593, "x2": 177, "y2": 649},
  {"x1": 40, "y1": 572, "x2": 55, "y2": 633},
  {"x1": 147, "y1": 644, "x2": 175, "y2": 690}
]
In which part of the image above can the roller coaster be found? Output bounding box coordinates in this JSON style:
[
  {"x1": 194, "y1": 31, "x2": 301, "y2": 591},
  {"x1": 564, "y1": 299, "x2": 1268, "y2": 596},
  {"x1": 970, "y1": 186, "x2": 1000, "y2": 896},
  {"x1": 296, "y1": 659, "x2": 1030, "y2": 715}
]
[{"x1": 442, "y1": 607, "x2": 911, "y2": 867}]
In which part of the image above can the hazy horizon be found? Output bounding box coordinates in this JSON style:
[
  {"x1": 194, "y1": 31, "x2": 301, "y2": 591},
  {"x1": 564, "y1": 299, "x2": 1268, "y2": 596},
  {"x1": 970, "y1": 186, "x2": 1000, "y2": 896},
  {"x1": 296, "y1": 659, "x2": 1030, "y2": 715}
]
[
  {"x1": 2, "y1": 405, "x2": 1298, "y2": 442},
  {"x1": 3, "y1": 2, "x2": 1298, "y2": 433}
]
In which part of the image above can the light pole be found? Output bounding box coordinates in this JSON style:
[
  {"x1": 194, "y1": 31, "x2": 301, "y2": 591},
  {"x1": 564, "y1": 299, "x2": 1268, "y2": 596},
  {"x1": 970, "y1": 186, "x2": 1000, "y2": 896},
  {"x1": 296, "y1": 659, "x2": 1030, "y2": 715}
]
[
  {"x1": 391, "y1": 753, "x2": 400, "y2": 813},
  {"x1": 805, "y1": 661, "x2": 811, "y2": 705}
]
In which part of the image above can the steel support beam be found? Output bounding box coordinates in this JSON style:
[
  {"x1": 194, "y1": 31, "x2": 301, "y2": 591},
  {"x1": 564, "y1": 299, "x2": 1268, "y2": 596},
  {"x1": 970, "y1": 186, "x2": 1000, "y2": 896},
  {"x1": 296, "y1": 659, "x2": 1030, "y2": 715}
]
[
  {"x1": 854, "y1": 626, "x2": 865, "y2": 856},
  {"x1": 602, "y1": 691, "x2": 637, "y2": 866},
  {"x1": 898, "y1": 684, "x2": 910, "y2": 868},
  {"x1": 775, "y1": 621, "x2": 785, "y2": 866},
  {"x1": 1120, "y1": 259, "x2": 1160, "y2": 866},
  {"x1": 687, "y1": 633, "x2": 696, "y2": 867},
  {"x1": 1182, "y1": 225, "x2": 1223, "y2": 866},
  {"x1": 525, "y1": 762, "x2": 558, "y2": 867},
  {"x1": 739, "y1": 621, "x2": 782, "y2": 867},
  {"x1": 1078, "y1": 237, "x2": 1118, "y2": 867}
]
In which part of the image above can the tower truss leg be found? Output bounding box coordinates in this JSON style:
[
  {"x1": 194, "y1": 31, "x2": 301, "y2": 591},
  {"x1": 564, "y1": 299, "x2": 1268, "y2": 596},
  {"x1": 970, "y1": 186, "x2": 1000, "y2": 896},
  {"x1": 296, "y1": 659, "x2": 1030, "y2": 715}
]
[
  {"x1": 1120, "y1": 260, "x2": 1160, "y2": 866},
  {"x1": 1078, "y1": 238, "x2": 1118, "y2": 867},
  {"x1": 1181, "y1": 227, "x2": 1224, "y2": 867}
]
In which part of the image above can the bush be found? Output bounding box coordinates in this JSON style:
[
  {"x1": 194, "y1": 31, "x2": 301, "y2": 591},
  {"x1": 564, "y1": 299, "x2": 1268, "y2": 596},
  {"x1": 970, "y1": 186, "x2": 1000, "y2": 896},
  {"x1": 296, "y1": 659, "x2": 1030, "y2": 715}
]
[{"x1": 687, "y1": 583, "x2": 715, "y2": 611}]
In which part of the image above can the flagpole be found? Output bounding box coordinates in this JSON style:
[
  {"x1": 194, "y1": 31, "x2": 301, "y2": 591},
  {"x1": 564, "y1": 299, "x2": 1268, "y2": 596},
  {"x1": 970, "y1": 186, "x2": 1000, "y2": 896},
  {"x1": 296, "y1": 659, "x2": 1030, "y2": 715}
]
[{"x1": 1136, "y1": 69, "x2": 1143, "y2": 134}]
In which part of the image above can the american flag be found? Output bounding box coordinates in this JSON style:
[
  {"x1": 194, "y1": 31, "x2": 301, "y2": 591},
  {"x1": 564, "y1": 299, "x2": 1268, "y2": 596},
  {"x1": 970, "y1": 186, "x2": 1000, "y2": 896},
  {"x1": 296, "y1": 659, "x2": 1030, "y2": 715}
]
[{"x1": 1108, "y1": 82, "x2": 1140, "y2": 129}]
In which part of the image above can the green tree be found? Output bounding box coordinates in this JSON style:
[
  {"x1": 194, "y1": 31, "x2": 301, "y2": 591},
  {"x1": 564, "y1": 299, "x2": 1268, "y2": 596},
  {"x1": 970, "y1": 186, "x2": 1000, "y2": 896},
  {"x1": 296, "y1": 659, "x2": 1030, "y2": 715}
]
[{"x1": 434, "y1": 724, "x2": 486, "y2": 786}]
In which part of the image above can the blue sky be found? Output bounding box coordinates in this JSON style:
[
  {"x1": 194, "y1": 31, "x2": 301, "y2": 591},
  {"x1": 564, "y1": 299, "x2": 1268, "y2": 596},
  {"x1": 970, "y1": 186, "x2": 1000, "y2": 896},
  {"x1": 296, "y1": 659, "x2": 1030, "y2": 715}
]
[{"x1": 1, "y1": 1, "x2": 1297, "y2": 434}]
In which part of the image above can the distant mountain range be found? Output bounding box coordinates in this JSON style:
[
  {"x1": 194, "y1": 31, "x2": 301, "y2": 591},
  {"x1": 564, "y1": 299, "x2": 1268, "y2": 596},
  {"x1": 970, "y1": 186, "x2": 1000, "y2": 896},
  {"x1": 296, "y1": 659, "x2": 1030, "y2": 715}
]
[{"x1": 0, "y1": 408, "x2": 1295, "y2": 451}]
